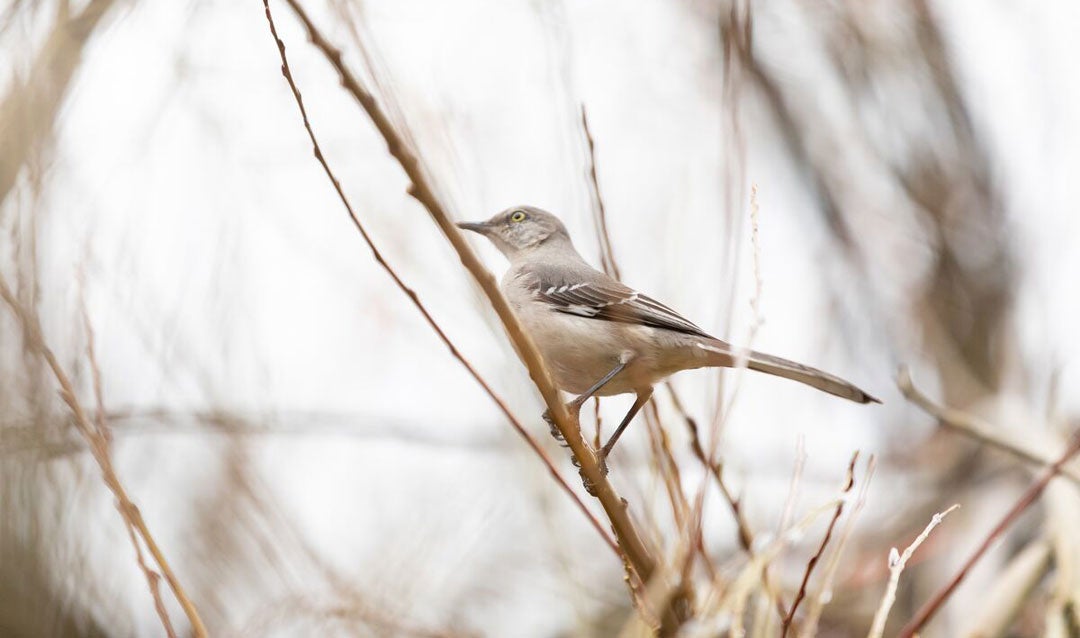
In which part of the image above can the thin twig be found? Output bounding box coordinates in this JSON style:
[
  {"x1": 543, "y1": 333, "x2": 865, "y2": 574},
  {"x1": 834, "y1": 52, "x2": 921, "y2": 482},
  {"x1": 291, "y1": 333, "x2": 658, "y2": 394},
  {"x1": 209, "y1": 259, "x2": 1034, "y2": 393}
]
[
  {"x1": 0, "y1": 274, "x2": 207, "y2": 637},
  {"x1": 667, "y1": 383, "x2": 785, "y2": 614},
  {"x1": 747, "y1": 183, "x2": 764, "y2": 337},
  {"x1": 593, "y1": 398, "x2": 602, "y2": 450},
  {"x1": 868, "y1": 504, "x2": 960, "y2": 638},
  {"x1": 580, "y1": 104, "x2": 620, "y2": 280},
  {"x1": 80, "y1": 285, "x2": 175, "y2": 637},
  {"x1": 897, "y1": 433, "x2": 1080, "y2": 638},
  {"x1": 121, "y1": 515, "x2": 177, "y2": 638},
  {"x1": 899, "y1": 366, "x2": 1080, "y2": 486},
  {"x1": 799, "y1": 455, "x2": 876, "y2": 638},
  {"x1": 781, "y1": 451, "x2": 859, "y2": 637},
  {"x1": 777, "y1": 436, "x2": 807, "y2": 541},
  {"x1": 258, "y1": 0, "x2": 618, "y2": 558},
  {"x1": 643, "y1": 401, "x2": 688, "y2": 531},
  {"x1": 273, "y1": 2, "x2": 646, "y2": 570}
]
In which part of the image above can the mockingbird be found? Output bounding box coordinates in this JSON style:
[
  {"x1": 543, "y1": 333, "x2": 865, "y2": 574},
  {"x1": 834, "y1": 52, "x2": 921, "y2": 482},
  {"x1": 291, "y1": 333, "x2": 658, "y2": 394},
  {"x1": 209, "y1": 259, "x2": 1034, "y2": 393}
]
[{"x1": 458, "y1": 206, "x2": 878, "y2": 463}]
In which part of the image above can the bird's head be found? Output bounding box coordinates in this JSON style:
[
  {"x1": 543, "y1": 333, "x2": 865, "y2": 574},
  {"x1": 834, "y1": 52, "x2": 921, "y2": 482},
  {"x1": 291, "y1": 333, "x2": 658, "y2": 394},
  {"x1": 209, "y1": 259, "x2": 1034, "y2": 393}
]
[{"x1": 457, "y1": 206, "x2": 572, "y2": 259}]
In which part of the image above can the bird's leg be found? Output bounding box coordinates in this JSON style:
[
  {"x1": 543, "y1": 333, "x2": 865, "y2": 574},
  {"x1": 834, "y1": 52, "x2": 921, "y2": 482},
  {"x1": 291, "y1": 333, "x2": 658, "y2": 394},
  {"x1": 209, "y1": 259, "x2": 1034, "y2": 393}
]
[
  {"x1": 543, "y1": 358, "x2": 629, "y2": 444},
  {"x1": 598, "y1": 387, "x2": 654, "y2": 472}
]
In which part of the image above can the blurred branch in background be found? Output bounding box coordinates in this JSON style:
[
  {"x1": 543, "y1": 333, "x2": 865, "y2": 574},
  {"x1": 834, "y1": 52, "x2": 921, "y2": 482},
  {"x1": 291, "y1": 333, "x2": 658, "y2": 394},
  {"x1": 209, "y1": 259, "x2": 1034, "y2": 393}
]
[
  {"x1": 0, "y1": 274, "x2": 206, "y2": 636},
  {"x1": 0, "y1": 0, "x2": 116, "y2": 203},
  {"x1": 899, "y1": 432, "x2": 1080, "y2": 637}
]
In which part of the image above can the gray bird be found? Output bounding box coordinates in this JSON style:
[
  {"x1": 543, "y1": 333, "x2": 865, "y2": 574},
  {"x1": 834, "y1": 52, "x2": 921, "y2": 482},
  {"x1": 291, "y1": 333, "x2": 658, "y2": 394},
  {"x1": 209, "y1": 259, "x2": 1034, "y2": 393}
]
[{"x1": 458, "y1": 206, "x2": 878, "y2": 462}]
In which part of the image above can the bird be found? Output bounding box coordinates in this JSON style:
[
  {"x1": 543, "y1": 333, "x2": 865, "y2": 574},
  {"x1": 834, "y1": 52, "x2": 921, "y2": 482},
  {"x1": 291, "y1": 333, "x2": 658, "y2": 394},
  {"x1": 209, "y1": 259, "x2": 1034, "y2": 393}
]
[{"x1": 457, "y1": 205, "x2": 878, "y2": 463}]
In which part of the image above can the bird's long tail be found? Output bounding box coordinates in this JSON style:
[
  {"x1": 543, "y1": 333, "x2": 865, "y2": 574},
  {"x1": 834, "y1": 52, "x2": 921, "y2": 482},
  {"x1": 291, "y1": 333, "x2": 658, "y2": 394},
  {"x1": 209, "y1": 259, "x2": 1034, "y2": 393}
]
[{"x1": 696, "y1": 338, "x2": 880, "y2": 404}]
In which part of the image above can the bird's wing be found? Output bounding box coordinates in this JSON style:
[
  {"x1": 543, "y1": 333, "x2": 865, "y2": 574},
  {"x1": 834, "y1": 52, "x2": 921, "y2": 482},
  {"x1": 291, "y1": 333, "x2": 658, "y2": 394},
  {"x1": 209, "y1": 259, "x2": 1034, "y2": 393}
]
[{"x1": 522, "y1": 263, "x2": 713, "y2": 338}]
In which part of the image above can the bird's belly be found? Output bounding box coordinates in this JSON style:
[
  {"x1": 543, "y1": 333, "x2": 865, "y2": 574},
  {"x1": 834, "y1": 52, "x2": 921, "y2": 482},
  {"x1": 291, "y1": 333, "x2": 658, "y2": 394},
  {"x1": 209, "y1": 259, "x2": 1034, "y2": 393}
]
[{"x1": 520, "y1": 307, "x2": 661, "y2": 396}]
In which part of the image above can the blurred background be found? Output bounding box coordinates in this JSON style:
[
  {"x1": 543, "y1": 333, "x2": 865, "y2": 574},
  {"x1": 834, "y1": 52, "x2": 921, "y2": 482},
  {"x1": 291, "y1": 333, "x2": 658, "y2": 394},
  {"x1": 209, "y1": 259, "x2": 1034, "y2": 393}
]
[{"x1": 2, "y1": 0, "x2": 1079, "y2": 636}]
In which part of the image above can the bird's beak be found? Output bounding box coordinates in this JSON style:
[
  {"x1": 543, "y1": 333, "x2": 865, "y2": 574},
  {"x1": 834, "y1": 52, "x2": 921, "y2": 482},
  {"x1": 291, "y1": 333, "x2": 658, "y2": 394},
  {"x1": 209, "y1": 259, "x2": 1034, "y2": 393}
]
[{"x1": 456, "y1": 220, "x2": 490, "y2": 234}]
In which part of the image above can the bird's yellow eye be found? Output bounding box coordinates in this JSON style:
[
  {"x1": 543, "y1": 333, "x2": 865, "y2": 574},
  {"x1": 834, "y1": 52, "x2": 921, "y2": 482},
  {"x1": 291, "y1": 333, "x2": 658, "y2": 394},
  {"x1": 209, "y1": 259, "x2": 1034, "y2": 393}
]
[{"x1": 510, "y1": 210, "x2": 527, "y2": 223}]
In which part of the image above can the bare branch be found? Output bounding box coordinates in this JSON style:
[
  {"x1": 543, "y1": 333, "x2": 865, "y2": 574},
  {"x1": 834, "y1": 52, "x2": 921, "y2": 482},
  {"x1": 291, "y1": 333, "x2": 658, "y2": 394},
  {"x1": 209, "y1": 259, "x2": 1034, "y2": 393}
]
[
  {"x1": 898, "y1": 433, "x2": 1080, "y2": 637},
  {"x1": 868, "y1": 504, "x2": 960, "y2": 638},
  {"x1": 257, "y1": 0, "x2": 618, "y2": 558},
  {"x1": 898, "y1": 367, "x2": 1080, "y2": 486},
  {"x1": 270, "y1": 3, "x2": 661, "y2": 595},
  {"x1": 0, "y1": 273, "x2": 207, "y2": 637}
]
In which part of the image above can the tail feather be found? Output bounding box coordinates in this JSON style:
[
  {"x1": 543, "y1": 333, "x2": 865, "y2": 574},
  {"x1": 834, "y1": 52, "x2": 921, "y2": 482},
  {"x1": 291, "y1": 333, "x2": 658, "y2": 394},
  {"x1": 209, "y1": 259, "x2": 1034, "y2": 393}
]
[{"x1": 696, "y1": 339, "x2": 879, "y2": 404}]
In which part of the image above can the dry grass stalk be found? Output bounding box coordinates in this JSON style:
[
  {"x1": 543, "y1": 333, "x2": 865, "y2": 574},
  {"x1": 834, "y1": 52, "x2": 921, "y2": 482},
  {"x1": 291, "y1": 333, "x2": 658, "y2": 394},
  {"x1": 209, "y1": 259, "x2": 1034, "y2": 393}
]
[
  {"x1": 79, "y1": 287, "x2": 175, "y2": 637},
  {"x1": 898, "y1": 433, "x2": 1080, "y2": 637},
  {"x1": 0, "y1": 0, "x2": 117, "y2": 202},
  {"x1": 867, "y1": 503, "x2": 960, "y2": 638},
  {"x1": 746, "y1": 183, "x2": 764, "y2": 339},
  {"x1": 643, "y1": 402, "x2": 689, "y2": 531},
  {"x1": 898, "y1": 367, "x2": 1080, "y2": 486},
  {"x1": 0, "y1": 274, "x2": 206, "y2": 636},
  {"x1": 699, "y1": 497, "x2": 848, "y2": 632},
  {"x1": 256, "y1": 0, "x2": 619, "y2": 559},
  {"x1": 798, "y1": 455, "x2": 877, "y2": 637},
  {"x1": 667, "y1": 383, "x2": 782, "y2": 611},
  {"x1": 781, "y1": 452, "x2": 859, "y2": 637},
  {"x1": 579, "y1": 105, "x2": 621, "y2": 281}
]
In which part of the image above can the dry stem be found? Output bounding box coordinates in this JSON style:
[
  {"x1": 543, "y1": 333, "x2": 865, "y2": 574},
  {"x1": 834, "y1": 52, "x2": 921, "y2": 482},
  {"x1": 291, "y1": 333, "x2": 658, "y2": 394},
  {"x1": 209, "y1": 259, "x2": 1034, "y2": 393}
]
[
  {"x1": 867, "y1": 504, "x2": 960, "y2": 638},
  {"x1": 580, "y1": 104, "x2": 621, "y2": 280},
  {"x1": 0, "y1": 274, "x2": 206, "y2": 637},
  {"x1": 898, "y1": 433, "x2": 1080, "y2": 637},
  {"x1": 79, "y1": 287, "x2": 175, "y2": 636},
  {"x1": 781, "y1": 452, "x2": 859, "y2": 636},
  {"x1": 799, "y1": 455, "x2": 876, "y2": 637},
  {"x1": 257, "y1": 0, "x2": 618, "y2": 557},
  {"x1": 898, "y1": 366, "x2": 1080, "y2": 486},
  {"x1": 264, "y1": 2, "x2": 669, "y2": 622}
]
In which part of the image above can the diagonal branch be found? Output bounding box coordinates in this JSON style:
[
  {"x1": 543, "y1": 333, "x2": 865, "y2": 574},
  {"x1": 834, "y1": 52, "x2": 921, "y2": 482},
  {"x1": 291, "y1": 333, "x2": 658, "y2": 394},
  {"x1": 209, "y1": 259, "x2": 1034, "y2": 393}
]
[
  {"x1": 258, "y1": 0, "x2": 617, "y2": 558},
  {"x1": 898, "y1": 433, "x2": 1080, "y2": 637},
  {"x1": 898, "y1": 367, "x2": 1080, "y2": 486},
  {"x1": 0, "y1": 275, "x2": 206, "y2": 637}
]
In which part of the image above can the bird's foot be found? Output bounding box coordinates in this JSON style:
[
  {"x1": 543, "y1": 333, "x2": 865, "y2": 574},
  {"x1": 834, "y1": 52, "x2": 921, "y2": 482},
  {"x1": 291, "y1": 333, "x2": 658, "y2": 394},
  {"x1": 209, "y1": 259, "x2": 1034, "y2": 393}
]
[
  {"x1": 572, "y1": 451, "x2": 609, "y2": 497},
  {"x1": 542, "y1": 408, "x2": 570, "y2": 447}
]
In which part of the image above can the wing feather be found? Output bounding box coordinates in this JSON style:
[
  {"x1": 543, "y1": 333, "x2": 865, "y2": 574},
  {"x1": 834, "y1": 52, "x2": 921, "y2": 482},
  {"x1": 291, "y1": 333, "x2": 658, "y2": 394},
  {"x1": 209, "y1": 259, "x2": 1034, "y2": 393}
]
[{"x1": 526, "y1": 271, "x2": 711, "y2": 338}]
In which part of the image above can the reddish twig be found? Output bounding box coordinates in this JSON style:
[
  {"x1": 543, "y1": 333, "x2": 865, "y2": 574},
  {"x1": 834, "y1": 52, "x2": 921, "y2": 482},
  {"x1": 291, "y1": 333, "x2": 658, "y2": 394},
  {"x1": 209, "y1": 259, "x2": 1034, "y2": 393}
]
[
  {"x1": 897, "y1": 433, "x2": 1080, "y2": 638},
  {"x1": 781, "y1": 451, "x2": 859, "y2": 636},
  {"x1": 667, "y1": 383, "x2": 783, "y2": 610},
  {"x1": 258, "y1": 0, "x2": 618, "y2": 558}
]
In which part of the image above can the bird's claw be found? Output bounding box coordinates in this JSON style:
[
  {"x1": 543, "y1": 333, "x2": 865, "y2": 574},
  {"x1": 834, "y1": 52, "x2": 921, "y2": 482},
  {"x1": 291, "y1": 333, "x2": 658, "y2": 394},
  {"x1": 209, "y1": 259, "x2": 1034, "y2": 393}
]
[
  {"x1": 542, "y1": 409, "x2": 570, "y2": 447},
  {"x1": 574, "y1": 451, "x2": 609, "y2": 496}
]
